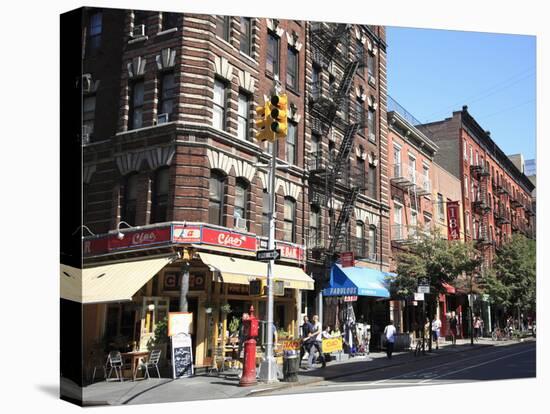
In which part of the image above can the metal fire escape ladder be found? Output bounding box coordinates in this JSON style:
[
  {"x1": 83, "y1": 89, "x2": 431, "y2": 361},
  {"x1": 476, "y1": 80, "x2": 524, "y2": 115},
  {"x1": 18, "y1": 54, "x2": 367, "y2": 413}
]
[
  {"x1": 328, "y1": 187, "x2": 359, "y2": 254},
  {"x1": 332, "y1": 123, "x2": 359, "y2": 181},
  {"x1": 310, "y1": 23, "x2": 349, "y2": 68}
]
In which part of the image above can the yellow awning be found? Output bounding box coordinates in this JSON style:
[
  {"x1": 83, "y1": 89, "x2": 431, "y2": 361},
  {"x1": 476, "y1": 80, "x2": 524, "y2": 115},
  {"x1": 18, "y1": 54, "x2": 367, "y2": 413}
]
[
  {"x1": 198, "y1": 252, "x2": 314, "y2": 290},
  {"x1": 60, "y1": 255, "x2": 176, "y2": 304}
]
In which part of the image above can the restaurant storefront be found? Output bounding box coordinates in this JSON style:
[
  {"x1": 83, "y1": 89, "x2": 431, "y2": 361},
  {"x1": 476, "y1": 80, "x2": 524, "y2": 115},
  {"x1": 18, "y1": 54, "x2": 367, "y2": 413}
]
[{"x1": 61, "y1": 222, "x2": 312, "y2": 375}]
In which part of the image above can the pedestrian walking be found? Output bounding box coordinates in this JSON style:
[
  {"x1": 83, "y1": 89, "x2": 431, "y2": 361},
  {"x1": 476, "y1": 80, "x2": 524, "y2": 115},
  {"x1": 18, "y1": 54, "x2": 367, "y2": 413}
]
[
  {"x1": 431, "y1": 316, "x2": 441, "y2": 350},
  {"x1": 299, "y1": 315, "x2": 313, "y2": 368},
  {"x1": 306, "y1": 315, "x2": 326, "y2": 369},
  {"x1": 449, "y1": 311, "x2": 458, "y2": 346},
  {"x1": 383, "y1": 320, "x2": 397, "y2": 359},
  {"x1": 474, "y1": 316, "x2": 481, "y2": 339}
]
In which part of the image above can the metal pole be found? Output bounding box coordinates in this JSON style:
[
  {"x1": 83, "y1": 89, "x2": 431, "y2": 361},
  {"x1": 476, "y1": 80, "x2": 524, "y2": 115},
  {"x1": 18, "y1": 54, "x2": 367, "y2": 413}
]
[
  {"x1": 179, "y1": 262, "x2": 190, "y2": 312},
  {"x1": 259, "y1": 138, "x2": 279, "y2": 383}
]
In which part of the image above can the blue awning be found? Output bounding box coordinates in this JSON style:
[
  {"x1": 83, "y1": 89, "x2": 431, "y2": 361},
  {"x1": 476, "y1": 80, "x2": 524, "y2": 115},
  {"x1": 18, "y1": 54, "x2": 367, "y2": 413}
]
[{"x1": 322, "y1": 264, "x2": 390, "y2": 298}]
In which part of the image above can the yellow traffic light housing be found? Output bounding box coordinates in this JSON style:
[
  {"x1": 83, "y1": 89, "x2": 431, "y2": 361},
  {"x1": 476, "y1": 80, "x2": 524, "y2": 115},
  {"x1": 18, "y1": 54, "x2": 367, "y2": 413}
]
[
  {"x1": 269, "y1": 94, "x2": 288, "y2": 139},
  {"x1": 255, "y1": 101, "x2": 275, "y2": 142}
]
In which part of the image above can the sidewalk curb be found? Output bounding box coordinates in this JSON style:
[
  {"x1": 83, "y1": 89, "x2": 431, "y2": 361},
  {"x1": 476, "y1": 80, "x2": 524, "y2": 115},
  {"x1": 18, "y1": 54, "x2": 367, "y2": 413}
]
[{"x1": 246, "y1": 339, "x2": 534, "y2": 397}]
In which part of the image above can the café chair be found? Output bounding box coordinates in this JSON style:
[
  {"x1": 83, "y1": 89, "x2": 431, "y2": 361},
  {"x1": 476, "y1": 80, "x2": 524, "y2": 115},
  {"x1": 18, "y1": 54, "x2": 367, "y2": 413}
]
[
  {"x1": 136, "y1": 349, "x2": 162, "y2": 380},
  {"x1": 106, "y1": 351, "x2": 124, "y2": 382}
]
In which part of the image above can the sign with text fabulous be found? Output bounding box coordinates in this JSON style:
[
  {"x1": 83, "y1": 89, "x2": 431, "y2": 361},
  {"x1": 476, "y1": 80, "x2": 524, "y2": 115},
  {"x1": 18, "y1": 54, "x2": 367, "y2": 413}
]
[{"x1": 83, "y1": 223, "x2": 305, "y2": 261}]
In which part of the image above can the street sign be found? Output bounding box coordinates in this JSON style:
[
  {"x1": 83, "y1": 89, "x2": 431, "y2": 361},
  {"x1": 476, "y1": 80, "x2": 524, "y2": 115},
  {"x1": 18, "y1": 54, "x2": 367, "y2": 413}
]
[
  {"x1": 417, "y1": 277, "x2": 429, "y2": 287},
  {"x1": 417, "y1": 285, "x2": 430, "y2": 294},
  {"x1": 256, "y1": 249, "x2": 281, "y2": 261},
  {"x1": 414, "y1": 292, "x2": 425, "y2": 301}
]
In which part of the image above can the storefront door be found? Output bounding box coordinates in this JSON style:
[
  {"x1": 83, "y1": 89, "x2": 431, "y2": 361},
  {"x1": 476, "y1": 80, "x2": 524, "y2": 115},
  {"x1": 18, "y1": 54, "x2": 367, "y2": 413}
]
[{"x1": 139, "y1": 296, "x2": 169, "y2": 351}]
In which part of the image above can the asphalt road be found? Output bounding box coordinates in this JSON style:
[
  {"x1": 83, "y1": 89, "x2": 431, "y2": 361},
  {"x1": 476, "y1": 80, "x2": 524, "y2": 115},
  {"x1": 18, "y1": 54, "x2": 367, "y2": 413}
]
[{"x1": 264, "y1": 342, "x2": 536, "y2": 395}]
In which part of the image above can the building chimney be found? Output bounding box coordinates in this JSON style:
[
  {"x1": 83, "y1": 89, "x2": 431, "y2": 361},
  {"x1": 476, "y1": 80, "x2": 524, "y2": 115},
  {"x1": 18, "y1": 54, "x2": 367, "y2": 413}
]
[{"x1": 462, "y1": 105, "x2": 468, "y2": 111}]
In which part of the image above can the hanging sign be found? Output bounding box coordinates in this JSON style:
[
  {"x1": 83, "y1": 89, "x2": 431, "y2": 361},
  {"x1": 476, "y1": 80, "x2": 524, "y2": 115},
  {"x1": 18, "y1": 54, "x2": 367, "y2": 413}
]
[
  {"x1": 168, "y1": 312, "x2": 193, "y2": 336},
  {"x1": 447, "y1": 201, "x2": 461, "y2": 241},
  {"x1": 340, "y1": 252, "x2": 355, "y2": 268}
]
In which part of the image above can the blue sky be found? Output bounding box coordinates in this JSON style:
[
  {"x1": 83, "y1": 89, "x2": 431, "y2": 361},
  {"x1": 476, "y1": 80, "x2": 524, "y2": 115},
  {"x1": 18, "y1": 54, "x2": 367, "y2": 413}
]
[{"x1": 386, "y1": 27, "x2": 536, "y2": 161}]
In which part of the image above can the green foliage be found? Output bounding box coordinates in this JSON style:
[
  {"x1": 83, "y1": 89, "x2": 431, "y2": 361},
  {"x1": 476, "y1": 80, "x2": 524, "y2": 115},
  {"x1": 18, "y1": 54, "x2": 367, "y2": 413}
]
[
  {"x1": 147, "y1": 317, "x2": 168, "y2": 350},
  {"x1": 220, "y1": 303, "x2": 232, "y2": 314},
  {"x1": 480, "y1": 234, "x2": 536, "y2": 311},
  {"x1": 389, "y1": 231, "x2": 481, "y2": 299},
  {"x1": 277, "y1": 327, "x2": 289, "y2": 338},
  {"x1": 229, "y1": 316, "x2": 240, "y2": 334}
]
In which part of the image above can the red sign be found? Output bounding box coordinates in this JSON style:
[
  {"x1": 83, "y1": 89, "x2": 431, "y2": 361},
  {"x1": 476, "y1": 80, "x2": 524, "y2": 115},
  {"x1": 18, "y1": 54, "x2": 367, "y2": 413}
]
[
  {"x1": 201, "y1": 227, "x2": 257, "y2": 251},
  {"x1": 172, "y1": 225, "x2": 201, "y2": 243},
  {"x1": 276, "y1": 241, "x2": 305, "y2": 261},
  {"x1": 340, "y1": 251, "x2": 355, "y2": 268},
  {"x1": 109, "y1": 227, "x2": 172, "y2": 250},
  {"x1": 446, "y1": 201, "x2": 461, "y2": 241},
  {"x1": 343, "y1": 296, "x2": 358, "y2": 302}
]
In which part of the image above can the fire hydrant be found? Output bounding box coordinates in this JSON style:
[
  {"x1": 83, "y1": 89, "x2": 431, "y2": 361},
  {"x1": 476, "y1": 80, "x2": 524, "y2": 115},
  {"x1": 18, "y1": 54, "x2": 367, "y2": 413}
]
[{"x1": 239, "y1": 305, "x2": 258, "y2": 387}]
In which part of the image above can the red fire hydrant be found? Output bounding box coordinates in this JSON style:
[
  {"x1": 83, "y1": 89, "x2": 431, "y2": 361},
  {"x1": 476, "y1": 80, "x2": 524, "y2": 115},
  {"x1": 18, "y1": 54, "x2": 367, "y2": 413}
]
[{"x1": 239, "y1": 305, "x2": 258, "y2": 387}]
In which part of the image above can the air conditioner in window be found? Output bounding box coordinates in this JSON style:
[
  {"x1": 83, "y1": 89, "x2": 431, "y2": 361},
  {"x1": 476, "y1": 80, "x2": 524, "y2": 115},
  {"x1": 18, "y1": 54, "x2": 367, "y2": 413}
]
[
  {"x1": 369, "y1": 132, "x2": 376, "y2": 142},
  {"x1": 368, "y1": 75, "x2": 377, "y2": 86},
  {"x1": 234, "y1": 217, "x2": 247, "y2": 230},
  {"x1": 133, "y1": 24, "x2": 145, "y2": 37},
  {"x1": 273, "y1": 280, "x2": 285, "y2": 297},
  {"x1": 157, "y1": 113, "x2": 169, "y2": 124}
]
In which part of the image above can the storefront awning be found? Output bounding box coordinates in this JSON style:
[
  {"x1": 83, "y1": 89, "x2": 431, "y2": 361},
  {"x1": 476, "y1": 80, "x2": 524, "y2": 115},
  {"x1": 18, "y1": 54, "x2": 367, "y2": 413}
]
[
  {"x1": 60, "y1": 255, "x2": 177, "y2": 304},
  {"x1": 198, "y1": 252, "x2": 314, "y2": 290},
  {"x1": 323, "y1": 264, "x2": 390, "y2": 298}
]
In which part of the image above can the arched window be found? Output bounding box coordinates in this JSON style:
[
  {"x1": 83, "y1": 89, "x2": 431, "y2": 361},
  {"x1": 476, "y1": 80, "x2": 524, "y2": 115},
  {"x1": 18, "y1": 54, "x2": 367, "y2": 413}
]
[
  {"x1": 283, "y1": 197, "x2": 296, "y2": 243},
  {"x1": 122, "y1": 173, "x2": 139, "y2": 226},
  {"x1": 368, "y1": 225, "x2": 377, "y2": 260},
  {"x1": 309, "y1": 204, "x2": 321, "y2": 246},
  {"x1": 355, "y1": 221, "x2": 365, "y2": 257},
  {"x1": 234, "y1": 178, "x2": 249, "y2": 230},
  {"x1": 209, "y1": 170, "x2": 226, "y2": 225},
  {"x1": 151, "y1": 167, "x2": 169, "y2": 223}
]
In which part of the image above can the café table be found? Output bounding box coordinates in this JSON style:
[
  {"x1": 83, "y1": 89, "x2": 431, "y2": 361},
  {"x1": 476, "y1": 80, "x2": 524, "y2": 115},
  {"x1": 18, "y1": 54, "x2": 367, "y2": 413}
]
[{"x1": 121, "y1": 350, "x2": 150, "y2": 381}]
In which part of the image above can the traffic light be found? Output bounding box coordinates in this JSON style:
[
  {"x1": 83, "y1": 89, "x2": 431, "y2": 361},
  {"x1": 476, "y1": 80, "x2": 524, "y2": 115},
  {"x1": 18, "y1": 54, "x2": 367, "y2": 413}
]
[
  {"x1": 269, "y1": 93, "x2": 288, "y2": 139},
  {"x1": 255, "y1": 101, "x2": 275, "y2": 142}
]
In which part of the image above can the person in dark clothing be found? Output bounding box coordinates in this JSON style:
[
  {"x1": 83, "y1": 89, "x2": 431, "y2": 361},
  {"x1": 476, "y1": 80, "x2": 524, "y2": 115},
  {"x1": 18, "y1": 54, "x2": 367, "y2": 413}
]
[
  {"x1": 449, "y1": 311, "x2": 458, "y2": 345},
  {"x1": 299, "y1": 315, "x2": 313, "y2": 368}
]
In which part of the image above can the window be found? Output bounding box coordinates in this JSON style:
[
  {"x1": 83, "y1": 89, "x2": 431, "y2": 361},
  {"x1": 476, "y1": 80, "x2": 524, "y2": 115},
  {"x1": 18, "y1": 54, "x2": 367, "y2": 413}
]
[
  {"x1": 410, "y1": 210, "x2": 418, "y2": 237},
  {"x1": 236, "y1": 93, "x2": 250, "y2": 141},
  {"x1": 368, "y1": 108, "x2": 376, "y2": 142},
  {"x1": 463, "y1": 139, "x2": 468, "y2": 159},
  {"x1": 158, "y1": 72, "x2": 175, "y2": 121},
  {"x1": 356, "y1": 100, "x2": 365, "y2": 134},
  {"x1": 340, "y1": 31, "x2": 350, "y2": 58},
  {"x1": 262, "y1": 189, "x2": 270, "y2": 236},
  {"x1": 355, "y1": 38, "x2": 364, "y2": 65},
  {"x1": 393, "y1": 145, "x2": 402, "y2": 176},
  {"x1": 357, "y1": 157, "x2": 365, "y2": 189},
  {"x1": 151, "y1": 168, "x2": 169, "y2": 223},
  {"x1": 209, "y1": 171, "x2": 225, "y2": 225},
  {"x1": 234, "y1": 179, "x2": 249, "y2": 229},
  {"x1": 309, "y1": 205, "x2": 321, "y2": 245},
  {"x1": 266, "y1": 32, "x2": 279, "y2": 76},
  {"x1": 464, "y1": 176, "x2": 469, "y2": 198},
  {"x1": 341, "y1": 97, "x2": 349, "y2": 123},
  {"x1": 367, "y1": 226, "x2": 377, "y2": 259},
  {"x1": 408, "y1": 155, "x2": 416, "y2": 183},
  {"x1": 469, "y1": 145, "x2": 473, "y2": 165},
  {"x1": 216, "y1": 16, "x2": 231, "y2": 41},
  {"x1": 312, "y1": 65, "x2": 321, "y2": 100},
  {"x1": 240, "y1": 17, "x2": 252, "y2": 55},
  {"x1": 283, "y1": 197, "x2": 296, "y2": 242},
  {"x1": 368, "y1": 165, "x2": 377, "y2": 198},
  {"x1": 475, "y1": 151, "x2": 479, "y2": 166},
  {"x1": 437, "y1": 193, "x2": 444, "y2": 220},
  {"x1": 88, "y1": 12, "x2": 102, "y2": 53},
  {"x1": 123, "y1": 173, "x2": 138, "y2": 225},
  {"x1": 286, "y1": 122, "x2": 297, "y2": 165},
  {"x1": 355, "y1": 221, "x2": 365, "y2": 257},
  {"x1": 423, "y1": 214, "x2": 432, "y2": 233},
  {"x1": 129, "y1": 80, "x2": 144, "y2": 130},
  {"x1": 367, "y1": 52, "x2": 375, "y2": 78},
  {"x1": 465, "y1": 212, "x2": 470, "y2": 234},
  {"x1": 212, "y1": 79, "x2": 227, "y2": 130},
  {"x1": 162, "y1": 12, "x2": 179, "y2": 30},
  {"x1": 423, "y1": 165, "x2": 430, "y2": 192},
  {"x1": 134, "y1": 10, "x2": 147, "y2": 34},
  {"x1": 287, "y1": 47, "x2": 299, "y2": 90},
  {"x1": 393, "y1": 202, "x2": 403, "y2": 239},
  {"x1": 83, "y1": 95, "x2": 96, "y2": 138}
]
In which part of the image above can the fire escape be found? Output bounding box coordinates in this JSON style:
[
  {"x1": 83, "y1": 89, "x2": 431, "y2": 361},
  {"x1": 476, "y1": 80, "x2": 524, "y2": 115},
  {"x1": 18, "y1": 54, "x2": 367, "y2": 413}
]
[
  {"x1": 307, "y1": 22, "x2": 367, "y2": 275},
  {"x1": 471, "y1": 163, "x2": 493, "y2": 250}
]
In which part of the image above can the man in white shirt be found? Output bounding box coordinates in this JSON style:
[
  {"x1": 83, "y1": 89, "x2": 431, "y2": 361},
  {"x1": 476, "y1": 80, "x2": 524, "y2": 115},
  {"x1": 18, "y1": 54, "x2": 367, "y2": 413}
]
[
  {"x1": 306, "y1": 315, "x2": 326, "y2": 369},
  {"x1": 431, "y1": 316, "x2": 442, "y2": 350},
  {"x1": 383, "y1": 320, "x2": 397, "y2": 359}
]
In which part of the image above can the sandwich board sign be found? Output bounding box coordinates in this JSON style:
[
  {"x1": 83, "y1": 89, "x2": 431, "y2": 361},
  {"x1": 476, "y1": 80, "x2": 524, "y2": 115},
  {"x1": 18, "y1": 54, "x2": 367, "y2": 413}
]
[{"x1": 171, "y1": 332, "x2": 193, "y2": 379}]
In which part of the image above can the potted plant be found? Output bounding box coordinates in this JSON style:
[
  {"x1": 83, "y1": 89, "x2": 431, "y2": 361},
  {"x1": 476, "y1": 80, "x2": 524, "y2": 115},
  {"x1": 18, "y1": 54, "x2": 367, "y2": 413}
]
[{"x1": 147, "y1": 317, "x2": 168, "y2": 369}]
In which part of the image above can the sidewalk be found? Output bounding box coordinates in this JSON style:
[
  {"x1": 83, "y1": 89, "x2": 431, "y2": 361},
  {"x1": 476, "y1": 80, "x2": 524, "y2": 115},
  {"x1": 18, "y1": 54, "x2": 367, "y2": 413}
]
[{"x1": 80, "y1": 337, "x2": 534, "y2": 405}]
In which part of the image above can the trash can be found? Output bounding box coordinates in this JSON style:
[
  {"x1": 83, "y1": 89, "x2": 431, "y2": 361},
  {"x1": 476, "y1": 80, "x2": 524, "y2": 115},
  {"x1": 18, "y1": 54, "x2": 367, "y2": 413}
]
[{"x1": 282, "y1": 352, "x2": 299, "y2": 382}]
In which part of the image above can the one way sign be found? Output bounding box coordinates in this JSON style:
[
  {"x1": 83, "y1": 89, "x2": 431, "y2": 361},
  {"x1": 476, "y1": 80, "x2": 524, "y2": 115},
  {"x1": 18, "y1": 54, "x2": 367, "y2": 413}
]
[{"x1": 256, "y1": 249, "x2": 281, "y2": 261}]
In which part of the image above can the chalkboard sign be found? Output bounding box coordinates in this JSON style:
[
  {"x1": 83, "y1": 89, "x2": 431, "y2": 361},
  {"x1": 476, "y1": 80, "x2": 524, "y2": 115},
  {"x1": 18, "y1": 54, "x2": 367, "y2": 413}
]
[{"x1": 171, "y1": 333, "x2": 193, "y2": 379}]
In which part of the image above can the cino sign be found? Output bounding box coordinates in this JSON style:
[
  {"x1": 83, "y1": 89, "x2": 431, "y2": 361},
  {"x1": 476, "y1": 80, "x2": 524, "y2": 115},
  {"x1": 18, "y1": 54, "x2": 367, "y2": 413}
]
[
  {"x1": 446, "y1": 201, "x2": 461, "y2": 241},
  {"x1": 201, "y1": 227, "x2": 257, "y2": 251}
]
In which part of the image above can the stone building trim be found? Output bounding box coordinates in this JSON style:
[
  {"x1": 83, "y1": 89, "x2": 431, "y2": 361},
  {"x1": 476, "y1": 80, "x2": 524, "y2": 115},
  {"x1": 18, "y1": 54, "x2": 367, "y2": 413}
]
[
  {"x1": 276, "y1": 179, "x2": 301, "y2": 200},
  {"x1": 288, "y1": 103, "x2": 302, "y2": 124},
  {"x1": 232, "y1": 159, "x2": 256, "y2": 183},
  {"x1": 82, "y1": 73, "x2": 100, "y2": 94},
  {"x1": 127, "y1": 56, "x2": 146, "y2": 78},
  {"x1": 354, "y1": 207, "x2": 380, "y2": 227},
  {"x1": 155, "y1": 48, "x2": 176, "y2": 71},
  {"x1": 237, "y1": 70, "x2": 256, "y2": 94},
  {"x1": 286, "y1": 31, "x2": 303, "y2": 52},
  {"x1": 266, "y1": 19, "x2": 285, "y2": 38},
  {"x1": 206, "y1": 148, "x2": 233, "y2": 175},
  {"x1": 144, "y1": 146, "x2": 176, "y2": 170},
  {"x1": 83, "y1": 164, "x2": 97, "y2": 184},
  {"x1": 214, "y1": 56, "x2": 234, "y2": 81},
  {"x1": 115, "y1": 152, "x2": 143, "y2": 176},
  {"x1": 355, "y1": 86, "x2": 367, "y2": 102}
]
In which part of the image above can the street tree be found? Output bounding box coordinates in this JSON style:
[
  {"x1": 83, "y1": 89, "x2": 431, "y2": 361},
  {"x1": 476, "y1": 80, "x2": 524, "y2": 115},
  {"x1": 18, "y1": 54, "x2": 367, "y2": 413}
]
[{"x1": 480, "y1": 234, "x2": 536, "y2": 325}]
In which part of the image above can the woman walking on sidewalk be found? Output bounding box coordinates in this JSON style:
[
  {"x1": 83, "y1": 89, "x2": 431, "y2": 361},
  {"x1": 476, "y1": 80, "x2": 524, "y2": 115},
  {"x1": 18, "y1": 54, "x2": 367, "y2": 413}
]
[{"x1": 383, "y1": 320, "x2": 397, "y2": 359}]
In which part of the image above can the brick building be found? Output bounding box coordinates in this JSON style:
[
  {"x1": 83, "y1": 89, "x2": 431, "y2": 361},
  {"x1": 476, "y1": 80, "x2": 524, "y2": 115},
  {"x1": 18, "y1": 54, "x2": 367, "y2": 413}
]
[
  {"x1": 418, "y1": 106, "x2": 535, "y2": 270},
  {"x1": 76, "y1": 7, "x2": 390, "y2": 368}
]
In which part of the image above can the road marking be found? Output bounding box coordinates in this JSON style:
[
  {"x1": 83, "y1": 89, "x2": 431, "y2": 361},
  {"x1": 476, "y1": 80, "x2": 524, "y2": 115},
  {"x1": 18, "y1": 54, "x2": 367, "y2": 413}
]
[{"x1": 417, "y1": 347, "x2": 535, "y2": 383}]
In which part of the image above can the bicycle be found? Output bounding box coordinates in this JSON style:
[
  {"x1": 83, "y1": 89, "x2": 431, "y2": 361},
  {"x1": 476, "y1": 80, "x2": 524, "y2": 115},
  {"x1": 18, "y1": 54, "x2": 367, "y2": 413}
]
[
  {"x1": 491, "y1": 327, "x2": 512, "y2": 341},
  {"x1": 414, "y1": 337, "x2": 426, "y2": 356}
]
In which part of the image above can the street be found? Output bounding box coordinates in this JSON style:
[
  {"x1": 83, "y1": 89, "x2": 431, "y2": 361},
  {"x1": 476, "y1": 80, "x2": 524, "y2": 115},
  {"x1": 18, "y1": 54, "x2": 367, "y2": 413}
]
[{"x1": 261, "y1": 341, "x2": 536, "y2": 396}]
